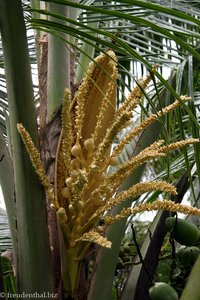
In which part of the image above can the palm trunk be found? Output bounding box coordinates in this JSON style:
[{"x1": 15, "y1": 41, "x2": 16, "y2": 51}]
[{"x1": 0, "y1": 0, "x2": 53, "y2": 295}]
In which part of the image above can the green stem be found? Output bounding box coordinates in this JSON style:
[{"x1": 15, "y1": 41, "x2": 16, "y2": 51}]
[
  {"x1": 75, "y1": 20, "x2": 99, "y2": 82},
  {"x1": 0, "y1": 131, "x2": 17, "y2": 257},
  {"x1": 180, "y1": 255, "x2": 200, "y2": 300},
  {"x1": 30, "y1": 0, "x2": 42, "y2": 64},
  {"x1": 0, "y1": 0, "x2": 53, "y2": 294},
  {"x1": 47, "y1": 2, "x2": 71, "y2": 120},
  {"x1": 58, "y1": 223, "x2": 80, "y2": 298}
]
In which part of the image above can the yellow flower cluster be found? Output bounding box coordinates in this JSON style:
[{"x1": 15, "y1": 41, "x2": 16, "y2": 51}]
[
  {"x1": 103, "y1": 200, "x2": 200, "y2": 227},
  {"x1": 17, "y1": 123, "x2": 59, "y2": 210},
  {"x1": 17, "y1": 50, "x2": 200, "y2": 251},
  {"x1": 75, "y1": 231, "x2": 112, "y2": 249}
]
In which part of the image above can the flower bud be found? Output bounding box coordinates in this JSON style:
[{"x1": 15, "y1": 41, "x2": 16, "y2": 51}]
[
  {"x1": 69, "y1": 204, "x2": 75, "y2": 214},
  {"x1": 90, "y1": 164, "x2": 100, "y2": 175},
  {"x1": 61, "y1": 187, "x2": 71, "y2": 200},
  {"x1": 84, "y1": 138, "x2": 94, "y2": 153},
  {"x1": 71, "y1": 170, "x2": 78, "y2": 180},
  {"x1": 57, "y1": 207, "x2": 68, "y2": 223},
  {"x1": 65, "y1": 177, "x2": 73, "y2": 188},
  {"x1": 109, "y1": 156, "x2": 118, "y2": 166},
  {"x1": 71, "y1": 144, "x2": 82, "y2": 157}
]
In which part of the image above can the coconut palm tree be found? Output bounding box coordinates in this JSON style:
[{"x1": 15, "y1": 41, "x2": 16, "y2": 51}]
[{"x1": 1, "y1": 0, "x2": 200, "y2": 299}]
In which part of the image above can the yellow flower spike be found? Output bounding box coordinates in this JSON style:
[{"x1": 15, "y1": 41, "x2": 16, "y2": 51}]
[
  {"x1": 54, "y1": 89, "x2": 74, "y2": 205},
  {"x1": 91, "y1": 68, "x2": 156, "y2": 167},
  {"x1": 103, "y1": 200, "x2": 200, "y2": 227},
  {"x1": 148, "y1": 140, "x2": 165, "y2": 150},
  {"x1": 112, "y1": 97, "x2": 191, "y2": 157},
  {"x1": 55, "y1": 144, "x2": 68, "y2": 206},
  {"x1": 17, "y1": 123, "x2": 59, "y2": 210},
  {"x1": 92, "y1": 52, "x2": 118, "y2": 144},
  {"x1": 180, "y1": 95, "x2": 191, "y2": 101},
  {"x1": 61, "y1": 88, "x2": 73, "y2": 168},
  {"x1": 94, "y1": 111, "x2": 132, "y2": 165},
  {"x1": 75, "y1": 230, "x2": 112, "y2": 249},
  {"x1": 158, "y1": 138, "x2": 199, "y2": 153},
  {"x1": 84, "y1": 180, "x2": 177, "y2": 230},
  {"x1": 94, "y1": 180, "x2": 177, "y2": 217},
  {"x1": 107, "y1": 147, "x2": 166, "y2": 189},
  {"x1": 107, "y1": 138, "x2": 199, "y2": 190},
  {"x1": 117, "y1": 66, "x2": 157, "y2": 116}
]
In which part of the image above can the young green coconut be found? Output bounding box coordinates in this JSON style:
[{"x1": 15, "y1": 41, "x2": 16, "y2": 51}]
[
  {"x1": 165, "y1": 217, "x2": 200, "y2": 246},
  {"x1": 149, "y1": 282, "x2": 178, "y2": 300}
]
